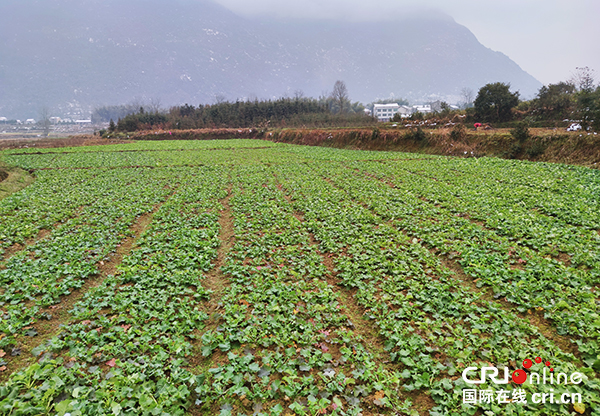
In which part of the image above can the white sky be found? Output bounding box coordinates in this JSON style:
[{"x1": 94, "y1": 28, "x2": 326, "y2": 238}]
[{"x1": 212, "y1": 0, "x2": 600, "y2": 86}]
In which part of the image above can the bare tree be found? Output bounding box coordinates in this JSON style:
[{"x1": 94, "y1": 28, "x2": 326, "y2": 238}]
[
  {"x1": 331, "y1": 80, "x2": 349, "y2": 114},
  {"x1": 570, "y1": 66, "x2": 596, "y2": 92},
  {"x1": 214, "y1": 94, "x2": 227, "y2": 104},
  {"x1": 38, "y1": 107, "x2": 51, "y2": 137},
  {"x1": 148, "y1": 97, "x2": 162, "y2": 113},
  {"x1": 460, "y1": 87, "x2": 475, "y2": 109},
  {"x1": 293, "y1": 89, "x2": 305, "y2": 100}
]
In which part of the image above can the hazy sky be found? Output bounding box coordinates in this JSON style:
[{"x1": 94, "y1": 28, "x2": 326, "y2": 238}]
[{"x1": 213, "y1": 0, "x2": 600, "y2": 87}]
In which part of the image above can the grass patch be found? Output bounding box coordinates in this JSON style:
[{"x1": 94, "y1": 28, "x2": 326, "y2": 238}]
[{"x1": 0, "y1": 162, "x2": 34, "y2": 200}]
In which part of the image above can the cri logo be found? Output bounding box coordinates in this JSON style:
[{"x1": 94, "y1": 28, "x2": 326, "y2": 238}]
[
  {"x1": 463, "y1": 357, "x2": 552, "y2": 385},
  {"x1": 513, "y1": 357, "x2": 552, "y2": 384}
]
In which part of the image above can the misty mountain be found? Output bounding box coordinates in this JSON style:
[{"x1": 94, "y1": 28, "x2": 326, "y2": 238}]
[{"x1": 0, "y1": 0, "x2": 542, "y2": 118}]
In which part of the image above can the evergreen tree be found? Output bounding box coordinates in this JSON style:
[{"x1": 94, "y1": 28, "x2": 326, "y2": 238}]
[{"x1": 474, "y1": 82, "x2": 520, "y2": 122}]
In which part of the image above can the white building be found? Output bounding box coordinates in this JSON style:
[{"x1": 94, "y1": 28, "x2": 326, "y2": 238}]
[
  {"x1": 373, "y1": 103, "x2": 401, "y2": 122},
  {"x1": 412, "y1": 105, "x2": 432, "y2": 114},
  {"x1": 373, "y1": 104, "x2": 414, "y2": 121}
]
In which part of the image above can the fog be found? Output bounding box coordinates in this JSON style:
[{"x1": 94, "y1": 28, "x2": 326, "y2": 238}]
[{"x1": 213, "y1": 0, "x2": 600, "y2": 85}]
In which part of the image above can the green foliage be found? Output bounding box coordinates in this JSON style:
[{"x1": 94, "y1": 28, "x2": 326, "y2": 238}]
[
  {"x1": 577, "y1": 85, "x2": 600, "y2": 130},
  {"x1": 405, "y1": 127, "x2": 427, "y2": 142},
  {"x1": 510, "y1": 122, "x2": 531, "y2": 143},
  {"x1": 160, "y1": 98, "x2": 373, "y2": 131},
  {"x1": 371, "y1": 127, "x2": 380, "y2": 141},
  {"x1": 2, "y1": 141, "x2": 600, "y2": 415},
  {"x1": 532, "y1": 82, "x2": 576, "y2": 120},
  {"x1": 117, "y1": 111, "x2": 168, "y2": 131},
  {"x1": 409, "y1": 111, "x2": 424, "y2": 121},
  {"x1": 474, "y1": 82, "x2": 520, "y2": 122}
]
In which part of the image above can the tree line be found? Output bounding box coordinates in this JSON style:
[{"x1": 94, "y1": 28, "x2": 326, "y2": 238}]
[
  {"x1": 96, "y1": 71, "x2": 600, "y2": 134},
  {"x1": 109, "y1": 95, "x2": 373, "y2": 132},
  {"x1": 101, "y1": 80, "x2": 374, "y2": 132},
  {"x1": 470, "y1": 67, "x2": 600, "y2": 129}
]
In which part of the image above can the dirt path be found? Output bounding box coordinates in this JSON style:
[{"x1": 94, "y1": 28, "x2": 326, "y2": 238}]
[{"x1": 186, "y1": 183, "x2": 235, "y2": 376}]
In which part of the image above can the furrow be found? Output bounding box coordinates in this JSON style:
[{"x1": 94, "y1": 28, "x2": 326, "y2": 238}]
[
  {"x1": 0, "y1": 189, "x2": 176, "y2": 381},
  {"x1": 274, "y1": 171, "x2": 436, "y2": 416},
  {"x1": 272, "y1": 162, "x2": 598, "y2": 415},
  {"x1": 340, "y1": 161, "x2": 600, "y2": 346},
  {"x1": 191, "y1": 165, "x2": 413, "y2": 415}
]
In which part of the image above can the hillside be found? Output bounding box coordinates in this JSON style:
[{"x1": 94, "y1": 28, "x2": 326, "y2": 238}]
[{"x1": 0, "y1": 0, "x2": 542, "y2": 118}]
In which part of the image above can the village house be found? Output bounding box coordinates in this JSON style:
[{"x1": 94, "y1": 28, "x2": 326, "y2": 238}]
[{"x1": 373, "y1": 103, "x2": 413, "y2": 121}]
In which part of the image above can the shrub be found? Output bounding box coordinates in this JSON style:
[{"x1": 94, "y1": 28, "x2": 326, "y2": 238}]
[
  {"x1": 371, "y1": 127, "x2": 380, "y2": 141},
  {"x1": 404, "y1": 127, "x2": 427, "y2": 143},
  {"x1": 510, "y1": 122, "x2": 531, "y2": 144},
  {"x1": 449, "y1": 124, "x2": 467, "y2": 142}
]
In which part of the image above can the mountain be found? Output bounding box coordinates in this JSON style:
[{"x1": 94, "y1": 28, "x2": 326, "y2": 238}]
[{"x1": 0, "y1": 0, "x2": 542, "y2": 118}]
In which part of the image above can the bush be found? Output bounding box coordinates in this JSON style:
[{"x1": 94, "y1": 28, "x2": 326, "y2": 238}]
[
  {"x1": 404, "y1": 127, "x2": 427, "y2": 143},
  {"x1": 525, "y1": 140, "x2": 547, "y2": 158},
  {"x1": 449, "y1": 124, "x2": 467, "y2": 142},
  {"x1": 410, "y1": 111, "x2": 424, "y2": 121},
  {"x1": 510, "y1": 122, "x2": 531, "y2": 143},
  {"x1": 371, "y1": 127, "x2": 380, "y2": 141}
]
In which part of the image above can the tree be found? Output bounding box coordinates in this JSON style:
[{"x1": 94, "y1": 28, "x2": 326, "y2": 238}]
[
  {"x1": 570, "y1": 66, "x2": 596, "y2": 92},
  {"x1": 460, "y1": 87, "x2": 475, "y2": 109},
  {"x1": 474, "y1": 82, "x2": 520, "y2": 122},
  {"x1": 109, "y1": 119, "x2": 116, "y2": 132},
  {"x1": 533, "y1": 82, "x2": 576, "y2": 119},
  {"x1": 38, "y1": 107, "x2": 51, "y2": 137},
  {"x1": 331, "y1": 80, "x2": 349, "y2": 114},
  {"x1": 148, "y1": 97, "x2": 162, "y2": 113}
]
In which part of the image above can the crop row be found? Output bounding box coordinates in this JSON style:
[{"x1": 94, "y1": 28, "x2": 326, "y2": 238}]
[
  {"x1": 272, "y1": 162, "x2": 600, "y2": 415},
  {"x1": 0, "y1": 169, "x2": 102, "y2": 257},
  {"x1": 194, "y1": 165, "x2": 410, "y2": 416},
  {"x1": 3, "y1": 148, "x2": 306, "y2": 170},
  {"x1": 277, "y1": 145, "x2": 437, "y2": 163},
  {"x1": 0, "y1": 166, "x2": 227, "y2": 415},
  {"x1": 333, "y1": 161, "x2": 600, "y2": 358},
  {"x1": 0, "y1": 168, "x2": 185, "y2": 363},
  {"x1": 3, "y1": 139, "x2": 282, "y2": 155},
  {"x1": 381, "y1": 157, "x2": 600, "y2": 241}
]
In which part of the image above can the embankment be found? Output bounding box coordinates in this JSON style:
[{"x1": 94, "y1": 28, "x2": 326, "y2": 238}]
[
  {"x1": 126, "y1": 127, "x2": 600, "y2": 168},
  {"x1": 6, "y1": 127, "x2": 598, "y2": 168}
]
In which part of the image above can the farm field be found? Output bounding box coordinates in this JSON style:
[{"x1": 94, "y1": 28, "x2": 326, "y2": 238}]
[{"x1": 0, "y1": 139, "x2": 599, "y2": 416}]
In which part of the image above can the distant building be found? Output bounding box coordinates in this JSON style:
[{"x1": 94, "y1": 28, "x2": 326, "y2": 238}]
[
  {"x1": 75, "y1": 119, "x2": 92, "y2": 124},
  {"x1": 412, "y1": 105, "x2": 431, "y2": 114},
  {"x1": 373, "y1": 103, "x2": 401, "y2": 122},
  {"x1": 397, "y1": 105, "x2": 412, "y2": 117},
  {"x1": 430, "y1": 101, "x2": 458, "y2": 113}
]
